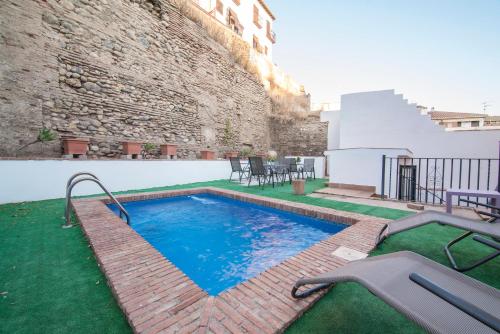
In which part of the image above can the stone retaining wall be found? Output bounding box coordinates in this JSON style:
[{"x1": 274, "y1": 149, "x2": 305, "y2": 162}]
[
  {"x1": 270, "y1": 114, "x2": 328, "y2": 157},
  {"x1": 0, "y1": 0, "x2": 325, "y2": 159}
]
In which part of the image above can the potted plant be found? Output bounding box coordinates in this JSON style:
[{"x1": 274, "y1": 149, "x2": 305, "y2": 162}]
[
  {"x1": 222, "y1": 119, "x2": 238, "y2": 159},
  {"x1": 239, "y1": 147, "x2": 253, "y2": 159},
  {"x1": 160, "y1": 144, "x2": 177, "y2": 159},
  {"x1": 143, "y1": 143, "x2": 157, "y2": 159},
  {"x1": 267, "y1": 150, "x2": 277, "y2": 163},
  {"x1": 63, "y1": 137, "x2": 89, "y2": 156},
  {"x1": 122, "y1": 141, "x2": 142, "y2": 156},
  {"x1": 200, "y1": 149, "x2": 215, "y2": 160}
]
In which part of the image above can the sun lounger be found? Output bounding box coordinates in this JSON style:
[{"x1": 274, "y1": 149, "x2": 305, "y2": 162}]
[
  {"x1": 376, "y1": 210, "x2": 500, "y2": 271},
  {"x1": 291, "y1": 251, "x2": 500, "y2": 334}
]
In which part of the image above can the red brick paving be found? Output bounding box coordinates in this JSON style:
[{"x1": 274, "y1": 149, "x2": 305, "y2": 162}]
[{"x1": 72, "y1": 187, "x2": 388, "y2": 333}]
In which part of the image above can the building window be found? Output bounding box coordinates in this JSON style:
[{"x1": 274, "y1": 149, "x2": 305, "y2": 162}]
[
  {"x1": 471, "y1": 121, "x2": 480, "y2": 127},
  {"x1": 216, "y1": 0, "x2": 223, "y2": 14},
  {"x1": 266, "y1": 20, "x2": 275, "y2": 43},
  {"x1": 253, "y1": 35, "x2": 262, "y2": 53},
  {"x1": 253, "y1": 5, "x2": 262, "y2": 28},
  {"x1": 227, "y1": 9, "x2": 243, "y2": 36}
]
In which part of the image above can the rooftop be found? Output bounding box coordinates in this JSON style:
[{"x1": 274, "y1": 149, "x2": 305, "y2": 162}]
[
  {"x1": 258, "y1": 0, "x2": 276, "y2": 20},
  {"x1": 429, "y1": 111, "x2": 487, "y2": 120}
]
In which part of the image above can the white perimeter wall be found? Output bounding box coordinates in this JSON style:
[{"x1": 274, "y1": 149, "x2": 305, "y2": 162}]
[
  {"x1": 0, "y1": 160, "x2": 231, "y2": 204},
  {"x1": 0, "y1": 156, "x2": 326, "y2": 204},
  {"x1": 325, "y1": 148, "x2": 411, "y2": 193}
]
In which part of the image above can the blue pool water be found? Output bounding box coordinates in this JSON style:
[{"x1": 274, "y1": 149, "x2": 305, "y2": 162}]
[{"x1": 108, "y1": 193, "x2": 346, "y2": 295}]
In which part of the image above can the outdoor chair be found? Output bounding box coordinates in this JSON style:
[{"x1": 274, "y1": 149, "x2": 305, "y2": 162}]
[
  {"x1": 248, "y1": 156, "x2": 274, "y2": 188},
  {"x1": 376, "y1": 210, "x2": 500, "y2": 272},
  {"x1": 302, "y1": 158, "x2": 316, "y2": 180},
  {"x1": 272, "y1": 157, "x2": 290, "y2": 185},
  {"x1": 291, "y1": 251, "x2": 500, "y2": 334},
  {"x1": 286, "y1": 158, "x2": 303, "y2": 182},
  {"x1": 229, "y1": 157, "x2": 249, "y2": 183}
]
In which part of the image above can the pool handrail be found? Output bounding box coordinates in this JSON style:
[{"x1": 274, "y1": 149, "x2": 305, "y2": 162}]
[
  {"x1": 64, "y1": 172, "x2": 130, "y2": 228},
  {"x1": 64, "y1": 172, "x2": 99, "y2": 222}
]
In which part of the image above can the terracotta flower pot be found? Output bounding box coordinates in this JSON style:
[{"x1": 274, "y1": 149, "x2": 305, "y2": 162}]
[
  {"x1": 292, "y1": 179, "x2": 305, "y2": 195},
  {"x1": 161, "y1": 144, "x2": 177, "y2": 157},
  {"x1": 63, "y1": 138, "x2": 89, "y2": 155},
  {"x1": 200, "y1": 150, "x2": 215, "y2": 160},
  {"x1": 224, "y1": 151, "x2": 239, "y2": 159},
  {"x1": 122, "y1": 142, "x2": 142, "y2": 155}
]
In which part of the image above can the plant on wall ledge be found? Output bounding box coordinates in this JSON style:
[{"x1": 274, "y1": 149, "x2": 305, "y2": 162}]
[
  {"x1": 267, "y1": 150, "x2": 277, "y2": 162},
  {"x1": 239, "y1": 147, "x2": 253, "y2": 159},
  {"x1": 143, "y1": 143, "x2": 157, "y2": 159},
  {"x1": 17, "y1": 127, "x2": 57, "y2": 154},
  {"x1": 38, "y1": 128, "x2": 56, "y2": 142}
]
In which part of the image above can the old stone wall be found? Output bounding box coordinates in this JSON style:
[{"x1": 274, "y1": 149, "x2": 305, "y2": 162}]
[
  {"x1": 0, "y1": 0, "x2": 272, "y2": 158},
  {"x1": 270, "y1": 114, "x2": 328, "y2": 157},
  {"x1": 0, "y1": 0, "x2": 325, "y2": 159}
]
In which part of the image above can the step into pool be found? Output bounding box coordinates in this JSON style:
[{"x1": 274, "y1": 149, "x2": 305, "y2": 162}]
[{"x1": 109, "y1": 193, "x2": 347, "y2": 295}]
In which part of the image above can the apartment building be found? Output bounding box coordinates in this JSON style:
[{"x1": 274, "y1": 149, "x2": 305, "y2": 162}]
[{"x1": 193, "y1": 0, "x2": 276, "y2": 59}]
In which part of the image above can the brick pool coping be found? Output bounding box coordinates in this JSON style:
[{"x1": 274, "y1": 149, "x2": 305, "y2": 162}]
[{"x1": 72, "y1": 187, "x2": 388, "y2": 333}]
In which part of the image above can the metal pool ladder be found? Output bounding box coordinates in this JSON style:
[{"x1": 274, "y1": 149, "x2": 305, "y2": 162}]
[{"x1": 64, "y1": 172, "x2": 130, "y2": 228}]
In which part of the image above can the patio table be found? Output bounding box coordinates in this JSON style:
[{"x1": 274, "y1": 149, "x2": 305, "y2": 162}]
[{"x1": 445, "y1": 188, "x2": 500, "y2": 214}]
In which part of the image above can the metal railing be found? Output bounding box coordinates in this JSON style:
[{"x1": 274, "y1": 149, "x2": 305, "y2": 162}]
[
  {"x1": 381, "y1": 156, "x2": 500, "y2": 207},
  {"x1": 64, "y1": 172, "x2": 130, "y2": 228}
]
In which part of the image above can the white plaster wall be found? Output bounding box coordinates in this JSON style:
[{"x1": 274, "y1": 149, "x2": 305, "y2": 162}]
[
  {"x1": 321, "y1": 90, "x2": 500, "y2": 195},
  {"x1": 320, "y1": 110, "x2": 341, "y2": 150},
  {"x1": 338, "y1": 90, "x2": 500, "y2": 158},
  {"x1": 325, "y1": 148, "x2": 412, "y2": 193},
  {"x1": 0, "y1": 160, "x2": 232, "y2": 204}
]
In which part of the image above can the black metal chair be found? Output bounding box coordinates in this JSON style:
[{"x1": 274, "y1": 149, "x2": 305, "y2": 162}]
[
  {"x1": 303, "y1": 158, "x2": 316, "y2": 180},
  {"x1": 286, "y1": 158, "x2": 303, "y2": 182},
  {"x1": 272, "y1": 158, "x2": 290, "y2": 185},
  {"x1": 229, "y1": 157, "x2": 249, "y2": 183},
  {"x1": 248, "y1": 156, "x2": 274, "y2": 188}
]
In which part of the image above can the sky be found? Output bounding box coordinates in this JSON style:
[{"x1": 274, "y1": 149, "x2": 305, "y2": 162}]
[{"x1": 265, "y1": 0, "x2": 500, "y2": 115}]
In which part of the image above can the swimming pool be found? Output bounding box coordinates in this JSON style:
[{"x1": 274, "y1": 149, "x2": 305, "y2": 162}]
[{"x1": 109, "y1": 193, "x2": 347, "y2": 295}]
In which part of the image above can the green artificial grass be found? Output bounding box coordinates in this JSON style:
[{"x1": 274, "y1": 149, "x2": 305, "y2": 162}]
[
  {"x1": 1, "y1": 178, "x2": 498, "y2": 334},
  {"x1": 0, "y1": 199, "x2": 131, "y2": 334}
]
